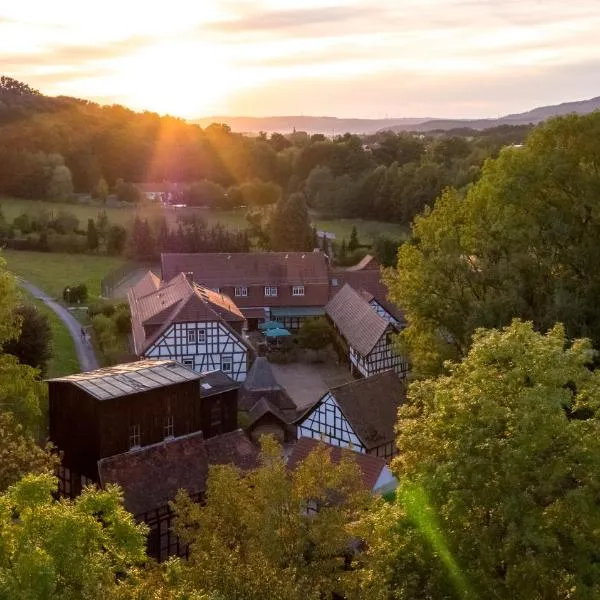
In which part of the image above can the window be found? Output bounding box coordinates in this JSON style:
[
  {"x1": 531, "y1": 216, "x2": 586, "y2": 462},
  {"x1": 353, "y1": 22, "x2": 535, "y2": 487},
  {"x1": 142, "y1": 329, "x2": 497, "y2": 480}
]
[
  {"x1": 211, "y1": 287, "x2": 220, "y2": 293},
  {"x1": 292, "y1": 285, "x2": 305, "y2": 296},
  {"x1": 129, "y1": 424, "x2": 141, "y2": 449},
  {"x1": 164, "y1": 416, "x2": 174, "y2": 439},
  {"x1": 220, "y1": 354, "x2": 233, "y2": 373},
  {"x1": 183, "y1": 358, "x2": 194, "y2": 368},
  {"x1": 331, "y1": 278, "x2": 338, "y2": 287},
  {"x1": 187, "y1": 329, "x2": 196, "y2": 344},
  {"x1": 264, "y1": 286, "x2": 278, "y2": 297},
  {"x1": 235, "y1": 287, "x2": 248, "y2": 297},
  {"x1": 198, "y1": 329, "x2": 206, "y2": 343}
]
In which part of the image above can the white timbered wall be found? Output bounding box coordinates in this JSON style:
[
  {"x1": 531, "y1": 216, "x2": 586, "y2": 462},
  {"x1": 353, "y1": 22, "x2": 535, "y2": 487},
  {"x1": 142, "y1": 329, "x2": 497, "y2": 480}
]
[
  {"x1": 144, "y1": 321, "x2": 248, "y2": 382},
  {"x1": 297, "y1": 393, "x2": 365, "y2": 452},
  {"x1": 368, "y1": 299, "x2": 402, "y2": 327},
  {"x1": 349, "y1": 328, "x2": 409, "y2": 379}
]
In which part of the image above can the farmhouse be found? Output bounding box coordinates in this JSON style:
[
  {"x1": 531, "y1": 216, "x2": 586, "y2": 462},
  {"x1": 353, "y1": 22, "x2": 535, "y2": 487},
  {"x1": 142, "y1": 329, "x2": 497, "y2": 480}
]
[
  {"x1": 48, "y1": 359, "x2": 240, "y2": 498},
  {"x1": 326, "y1": 283, "x2": 408, "y2": 378},
  {"x1": 288, "y1": 437, "x2": 398, "y2": 496},
  {"x1": 294, "y1": 370, "x2": 405, "y2": 461},
  {"x1": 160, "y1": 252, "x2": 330, "y2": 330},
  {"x1": 128, "y1": 271, "x2": 251, "y2": 381}
]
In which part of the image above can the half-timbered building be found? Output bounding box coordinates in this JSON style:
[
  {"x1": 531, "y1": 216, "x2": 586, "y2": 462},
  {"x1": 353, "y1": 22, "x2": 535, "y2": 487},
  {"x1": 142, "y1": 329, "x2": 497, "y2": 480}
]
[
  {"x1": 294, "y1": 370, "x2": 405, "y2": 461},
  {"x1": 48, "y1": 360, "x2": 240, "y2": 498},
  {"x1": 128, "y1": 271, "x2": 251, "y2": 381},
  {"x1": 160, "y1": 252, "x2": 330, "y2": 330},
  {"x1": 326, "y1": 283, "x2": 408, "y2": 378}
]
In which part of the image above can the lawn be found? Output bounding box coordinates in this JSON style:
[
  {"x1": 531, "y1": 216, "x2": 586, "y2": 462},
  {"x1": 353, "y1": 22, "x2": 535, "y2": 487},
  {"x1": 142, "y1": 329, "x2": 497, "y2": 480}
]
[
  {"x1": 2, "y1": 250, "x2": 127, "y2": 300},
  {"x1": 32, "y1": 298, "x2": 80, "y2": 377},
  {"x1": 0, "y1": 196, "x2": 407, "y2": 243}
]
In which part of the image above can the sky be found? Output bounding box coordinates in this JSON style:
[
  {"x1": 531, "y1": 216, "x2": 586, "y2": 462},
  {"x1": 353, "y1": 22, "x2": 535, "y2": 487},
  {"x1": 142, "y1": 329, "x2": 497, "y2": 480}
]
[{"x1": 2, "y1": 0, "x2": 600, "y2": 119}]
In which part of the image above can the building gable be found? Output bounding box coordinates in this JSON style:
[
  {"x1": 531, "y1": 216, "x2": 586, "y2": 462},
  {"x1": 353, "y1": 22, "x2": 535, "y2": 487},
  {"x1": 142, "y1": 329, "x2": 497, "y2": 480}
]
[{"x1": 297, "y1": 392, "x2": 364, "y2": 452}]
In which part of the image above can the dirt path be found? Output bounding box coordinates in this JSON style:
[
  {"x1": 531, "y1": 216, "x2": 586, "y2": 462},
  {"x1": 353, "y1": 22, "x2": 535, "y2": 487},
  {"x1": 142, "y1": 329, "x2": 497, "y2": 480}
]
[{"x1": 19, "y1": 279, "x2": 99, "y2": 373}]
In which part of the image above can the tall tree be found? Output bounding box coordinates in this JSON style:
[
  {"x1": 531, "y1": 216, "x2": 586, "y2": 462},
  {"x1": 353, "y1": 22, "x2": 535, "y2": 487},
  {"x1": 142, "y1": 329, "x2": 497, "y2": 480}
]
[
  {"x1": 94, "y1": 177, "x2": 109, "y2": 204},
  {"x1": 297, "y1": 317, "x2": 331, "y2": 360},
  {"x1": 348, "y1": 226, "x2": 359, "y2": 252},
  {"x1": 0, "y1": 473, "x2": 148, "y2": 599},
  {"x1": 173, "y1": 437, "x2": 372, "y2": 600},
  {"x1": 385, "y1": 113, "x2": 600, "y2": 376},
  {"x1": 363, "y1": 320, "x2": 600, "y2": 599},
  {"x1": 87, "y1": 218, "x2": 99, "y2": 252},
  {"x1": 3, "y1": 304, "x2": 52, "y2": 376},
  {"x1": 268, "y1": 193, "x2": 313, "y2": 251},
  {"x1": 0, "y1": 412, "x2": 57, "y2": 492}
]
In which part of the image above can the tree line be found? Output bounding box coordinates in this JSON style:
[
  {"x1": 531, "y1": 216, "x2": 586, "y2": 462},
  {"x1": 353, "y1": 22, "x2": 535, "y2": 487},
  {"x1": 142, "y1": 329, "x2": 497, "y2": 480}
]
[{"x1": 0, "y1": 77, "x2": 530, "y2": 226}]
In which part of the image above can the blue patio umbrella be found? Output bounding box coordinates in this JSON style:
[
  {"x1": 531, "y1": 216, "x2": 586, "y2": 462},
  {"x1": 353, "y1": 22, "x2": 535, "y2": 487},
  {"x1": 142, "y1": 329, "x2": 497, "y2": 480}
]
[
  {"x1": 264, "y1": 327, "x2": 291, "y2": 338},
  {"x1": 259, "y1": 320, "x2": 284, "y2": 331}
]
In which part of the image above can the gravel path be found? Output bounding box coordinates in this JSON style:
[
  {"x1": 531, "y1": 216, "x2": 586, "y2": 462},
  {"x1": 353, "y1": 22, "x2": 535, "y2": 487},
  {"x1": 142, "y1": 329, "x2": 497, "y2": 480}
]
[{"x1": 19, "y1": 279, "x2": 99, "y2": 373}]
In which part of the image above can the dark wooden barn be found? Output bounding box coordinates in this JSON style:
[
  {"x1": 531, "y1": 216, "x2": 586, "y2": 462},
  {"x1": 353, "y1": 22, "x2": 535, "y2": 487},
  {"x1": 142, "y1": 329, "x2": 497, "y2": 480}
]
[{"x1": 48, "y1": 359, "x2": 240, "y2": 498}]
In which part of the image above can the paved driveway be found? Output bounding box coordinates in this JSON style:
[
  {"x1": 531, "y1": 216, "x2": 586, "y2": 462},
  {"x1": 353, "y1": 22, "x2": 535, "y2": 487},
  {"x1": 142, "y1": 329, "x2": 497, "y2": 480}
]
[
  {"x1": 270, "y1": 361, "x2": 354, "y2": 412},
  {"x1": 19, "y1": 279, "x2": 99, "y2": 373}
]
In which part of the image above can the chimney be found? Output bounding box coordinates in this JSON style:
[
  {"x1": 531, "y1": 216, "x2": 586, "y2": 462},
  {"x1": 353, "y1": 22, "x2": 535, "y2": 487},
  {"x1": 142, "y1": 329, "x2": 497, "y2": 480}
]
[{"x1": 184, "y1": 272, "x2": 194, "y2": 284}]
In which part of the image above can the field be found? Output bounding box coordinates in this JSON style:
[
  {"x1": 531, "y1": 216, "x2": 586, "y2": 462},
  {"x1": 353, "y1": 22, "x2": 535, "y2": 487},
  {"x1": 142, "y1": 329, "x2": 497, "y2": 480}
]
[
  {"x1": 31, "y1": 298, "x2": 80, "y2": 377},
  {"x1": 2, "y1": 250, "x2": 127, "y2": 300},
  {"x1": 0, "y1": 196, "x2": 407, "y2": 243}
]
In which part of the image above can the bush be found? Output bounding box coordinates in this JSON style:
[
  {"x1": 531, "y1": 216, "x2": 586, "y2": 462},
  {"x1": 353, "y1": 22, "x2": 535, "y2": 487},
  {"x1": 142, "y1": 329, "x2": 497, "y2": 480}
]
[
  {"x1": 87, "y1": 300, "x2": 116, "y2": 318},
  {"x1": 114, "y1": 304, "x2": 131, "y2": 335},
  {"x1": 63, "y1": 283, "x2": 87, "y2": 304}
]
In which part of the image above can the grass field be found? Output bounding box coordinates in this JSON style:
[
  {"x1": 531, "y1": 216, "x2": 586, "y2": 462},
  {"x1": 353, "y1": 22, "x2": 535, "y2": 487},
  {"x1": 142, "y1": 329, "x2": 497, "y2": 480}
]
[
  {"x1": 32, "y1": 298, "x2": 80, "y2": 377},
  {"x1": 2, "y1": 250, "x2": 127, "y2": 300},
  {"x1": 0, "y1": 196, "x2": 407, "y2": 243}
]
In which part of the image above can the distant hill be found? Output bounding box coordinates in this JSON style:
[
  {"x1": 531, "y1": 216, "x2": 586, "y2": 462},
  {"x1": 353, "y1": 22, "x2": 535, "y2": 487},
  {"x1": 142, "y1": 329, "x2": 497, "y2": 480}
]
[
  {"x1": 190, "y1": 115, "x2": 430, "y2": 135},
  {"x1": 381, "y1": 96, "x2": 600, "y2": 133},
  {"x1": 192, "y1": 96, "x2": 600, "y2": 135}
]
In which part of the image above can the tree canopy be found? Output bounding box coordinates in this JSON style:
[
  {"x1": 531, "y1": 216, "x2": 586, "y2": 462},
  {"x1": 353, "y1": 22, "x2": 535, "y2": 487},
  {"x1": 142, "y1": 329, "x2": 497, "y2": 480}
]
[
  {"x1": 173, "y1": 437, "x2": 373, "y2": 600},
  {"x1": 0, "y1": 474, "x2": 148, "y2": 600},
  {"x1": 363, "y1": 320, "x2": 600, "y2": 599},
  {"x1": 385, "y1": 112, "x2": 600, "y2": 375}
]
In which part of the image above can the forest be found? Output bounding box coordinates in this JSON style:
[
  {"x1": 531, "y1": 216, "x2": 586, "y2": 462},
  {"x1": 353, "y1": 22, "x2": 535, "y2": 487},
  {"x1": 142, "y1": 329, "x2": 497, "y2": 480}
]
[{"x1": 0, "y1": 76, "x2": 530, "y2": 227}]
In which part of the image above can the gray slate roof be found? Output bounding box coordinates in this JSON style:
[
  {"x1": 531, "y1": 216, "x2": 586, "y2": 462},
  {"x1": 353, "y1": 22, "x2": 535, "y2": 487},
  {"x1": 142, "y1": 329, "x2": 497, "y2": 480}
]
[
  {"x1": 325, "y1": 284, "x2": 390, "y2": 356},
  {"x1": 48, "y1": 359, "x2": 200, "y2": 400}
]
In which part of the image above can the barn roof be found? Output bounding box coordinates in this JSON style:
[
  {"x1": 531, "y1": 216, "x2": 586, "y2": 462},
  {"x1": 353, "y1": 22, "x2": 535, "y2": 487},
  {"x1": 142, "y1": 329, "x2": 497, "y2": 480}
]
[
  {"x1": 48, "y1": 359, "x2": 201, "y2": 400},
  {"x1": 326, "y1": 284, "x2": 390, "y2": 356},
  {"x1": 161, "y1": 252, "x2": 330, "y2": 285},
  {"x1": 247, "y1": 397, "x2": 289, "y2": 427},
  {"x1": 98, "y1": 431, "x2": 208, "y2": 515},
  {"x1": 98, "y1": 429, "x2": 259, "y2": 515},
  {"x1": 287, "y1": 437, "x2": 387, "y2": 491},
  {"x1": 296, "y1": 370, "x2": 405, "y2": 450}
]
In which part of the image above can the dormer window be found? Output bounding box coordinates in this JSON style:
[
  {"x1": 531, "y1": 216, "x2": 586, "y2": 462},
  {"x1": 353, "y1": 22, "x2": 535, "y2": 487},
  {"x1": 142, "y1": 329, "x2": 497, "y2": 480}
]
[
  {"x1": 292, "y1": 285, "x2": 305, "y2": 296},
  {"x1": 264, "y1": 286, "x2": 278, "y2": 297}
]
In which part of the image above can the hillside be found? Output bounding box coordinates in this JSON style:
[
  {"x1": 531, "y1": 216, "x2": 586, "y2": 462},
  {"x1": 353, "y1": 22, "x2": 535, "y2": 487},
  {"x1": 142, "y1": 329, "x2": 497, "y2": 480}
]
[
  {"x1": 191, "y1": 115, "x2": 429, "y2": 135},
  {"x1": 381, "y1": 96, "x2": 600, "y2": 133}
]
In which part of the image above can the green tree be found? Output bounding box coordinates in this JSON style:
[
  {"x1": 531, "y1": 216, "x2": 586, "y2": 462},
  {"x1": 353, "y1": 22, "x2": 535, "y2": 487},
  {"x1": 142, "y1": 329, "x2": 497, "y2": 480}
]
[
  {"x1": 127, "y1": 217, "x2": 156, "y2": 260},
  {"x1": 268, "y1": 193, "x2": 313, "y2": 251},
  {"x1": 364, "y1": 320, "x2": 600, "y2": 599},
  {"x1": 173, "y1": 436, "x2": 372, "y2": 600},
  {"x1": 385, "y1": 113, "x2": 600, "y2": 376},
  {"x1": 3, "y1": 304, "x2": 52, "y2": 376},
  {"x1": 0, "y1": 412, "x2": 57, "y2": 492},
  {"x1": 372, "y1": 235, "x2": 401, "y2": 267},
  {"x1": 0, "y1": 473, "x2": 148, "y2": 599},
  {"x1": 297, "y1": 317, "x2": 331, "y2": 360},
  {"x1": 348, "y1": 225, "x2": 359, "y2": 252},
  {"x1": 46, "y1": 164, "x2": 74, "y2": 200},
  {"x1": 87, "y1": 218, "x2": 99, "y2": 252}
]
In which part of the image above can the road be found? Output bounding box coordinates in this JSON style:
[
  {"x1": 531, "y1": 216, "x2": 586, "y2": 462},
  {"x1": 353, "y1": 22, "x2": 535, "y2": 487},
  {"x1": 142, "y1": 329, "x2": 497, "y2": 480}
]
[{"x1": 19, "y1": 279, "x2": 99, "y2": 373}]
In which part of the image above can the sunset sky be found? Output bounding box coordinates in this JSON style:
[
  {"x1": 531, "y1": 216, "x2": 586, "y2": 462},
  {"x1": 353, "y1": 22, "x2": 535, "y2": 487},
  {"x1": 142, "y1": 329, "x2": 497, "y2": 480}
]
[{"x1": 2, "y1": 0, "x2": 600, "y2": 119}]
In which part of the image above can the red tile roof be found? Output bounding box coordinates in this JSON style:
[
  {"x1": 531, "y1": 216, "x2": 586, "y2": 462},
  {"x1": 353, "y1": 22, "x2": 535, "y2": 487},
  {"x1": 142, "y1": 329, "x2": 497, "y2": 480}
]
[
  {"x1": 160, "y1": 252, "x2": 331, "y2": 309},
  {"x1": 326, "y1": 284, "x2": 390, "y2": 356},
  {"x1": 287, "y1": 437, "x2": 387, "y2": 491},
  {"x1": 128, "y1": 271, "x2": 246, "y2": 355}
]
